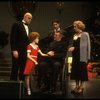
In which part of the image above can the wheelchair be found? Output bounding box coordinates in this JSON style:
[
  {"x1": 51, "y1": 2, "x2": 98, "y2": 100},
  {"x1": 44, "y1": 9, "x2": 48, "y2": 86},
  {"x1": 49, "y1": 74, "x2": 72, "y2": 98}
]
[
  {"x1": 29, "y1": 57, "x2": 69, "y2": 98},
  {"x1": 29, "y1": 39, "x2": 69, "y2": 97},
  {"x1": 61, "y1": 57, "x2": 69, "y2": 97}
]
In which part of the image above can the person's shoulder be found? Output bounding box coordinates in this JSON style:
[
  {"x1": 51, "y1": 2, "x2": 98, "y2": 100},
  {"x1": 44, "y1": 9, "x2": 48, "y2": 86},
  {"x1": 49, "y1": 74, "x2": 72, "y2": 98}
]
[
  {"x1": 27, "y1": 43, "x2": 31, "y2": 47},
  {"x1": 49, "y1": 30, "x2": 53, "y2": 34},
  {"x1": 27, "y1": 43, "x2": 33, "y2": 49},
  {"x1": 61, "y1": 29, "x2": 67, "y2": 37},
  {"x1": 61, "y1": 29, "x2": 66, "y2": 32},
  {"x1": 37, "y1": 45, "x2": 40, "y2": 50},
  {"x1": 13, "y1": 21, "x2": 22, "y2": 26},
  {"x1": 83, "y1": 31, "x2": 89, "y2": 36}
]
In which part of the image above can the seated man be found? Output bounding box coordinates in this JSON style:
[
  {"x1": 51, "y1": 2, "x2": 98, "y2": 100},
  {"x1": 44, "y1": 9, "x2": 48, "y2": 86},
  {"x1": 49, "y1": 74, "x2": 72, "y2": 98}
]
[
  {"x1": 39, "y1": 19, "x2": 67, "y2": 52},
  {"x1": 37, "y1": 31, "x2": 68, "y2": 92}
]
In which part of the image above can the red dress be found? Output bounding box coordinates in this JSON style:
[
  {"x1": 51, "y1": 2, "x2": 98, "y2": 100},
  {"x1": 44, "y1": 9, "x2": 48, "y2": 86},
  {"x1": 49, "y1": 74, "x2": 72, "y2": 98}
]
[{"x1": 24, "y1": 43, "x2": 40, "y2": 75}]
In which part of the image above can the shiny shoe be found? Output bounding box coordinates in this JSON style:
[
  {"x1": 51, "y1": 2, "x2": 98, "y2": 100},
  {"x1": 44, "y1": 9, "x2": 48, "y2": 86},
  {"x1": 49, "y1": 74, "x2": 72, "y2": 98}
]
[
  {"x1": 77, "y1": 87, "x2": 84, "y2": 94},
  {"x1": 71, "y1": 87, "x2": 79, "y2": 94}
]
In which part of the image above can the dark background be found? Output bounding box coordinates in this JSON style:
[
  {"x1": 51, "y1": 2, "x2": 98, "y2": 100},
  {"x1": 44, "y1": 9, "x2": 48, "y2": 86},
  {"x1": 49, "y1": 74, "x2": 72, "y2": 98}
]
[{"x1": 0, "y1": 1, "x2": 100, "y2": 61}]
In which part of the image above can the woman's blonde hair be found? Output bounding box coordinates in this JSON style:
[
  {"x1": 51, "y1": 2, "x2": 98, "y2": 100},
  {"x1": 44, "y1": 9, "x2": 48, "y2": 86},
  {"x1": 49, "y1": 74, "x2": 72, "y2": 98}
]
[
  {"x1": 73, "y1": 20, "x2": 85, "y2": 30},
  {"x1": 29, "y1": 32, "x2": 40, "y2": 42}
]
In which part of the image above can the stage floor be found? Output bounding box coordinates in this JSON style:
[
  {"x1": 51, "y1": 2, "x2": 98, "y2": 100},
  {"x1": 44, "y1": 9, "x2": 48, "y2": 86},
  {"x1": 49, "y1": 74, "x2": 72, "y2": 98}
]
[
  {"x1": 0, "y1": 75, "x2": 100, "y2": 99},
  {"x1": 23, "y1": 76, "x2": 100, "y2": 99}
]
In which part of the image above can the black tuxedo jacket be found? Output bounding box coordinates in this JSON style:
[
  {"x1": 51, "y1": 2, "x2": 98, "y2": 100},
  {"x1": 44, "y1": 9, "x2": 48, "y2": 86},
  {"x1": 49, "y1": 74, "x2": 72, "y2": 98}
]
[{"x1": 10, "y1": 21, "x2": 31, "y2": 53}]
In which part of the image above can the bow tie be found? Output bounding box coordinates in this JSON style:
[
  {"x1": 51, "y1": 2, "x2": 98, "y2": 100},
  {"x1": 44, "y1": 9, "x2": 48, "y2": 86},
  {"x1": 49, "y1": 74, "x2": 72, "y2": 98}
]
[{"x1": 23, "y1": 22, "x2": 28, "y2": 26}]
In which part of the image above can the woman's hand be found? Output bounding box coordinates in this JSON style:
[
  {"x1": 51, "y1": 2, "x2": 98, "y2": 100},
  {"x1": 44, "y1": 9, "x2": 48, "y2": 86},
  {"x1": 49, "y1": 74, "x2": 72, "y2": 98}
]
[{"x1": 35, "y1": 61, "x2": 38, "y2": 65}]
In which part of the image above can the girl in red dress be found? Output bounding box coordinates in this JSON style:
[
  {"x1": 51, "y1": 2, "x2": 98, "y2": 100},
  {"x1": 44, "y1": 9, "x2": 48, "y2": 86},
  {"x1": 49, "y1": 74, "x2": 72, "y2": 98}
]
[{"x1": 24, "y1": 32, "x2": 49, "y2": 95}]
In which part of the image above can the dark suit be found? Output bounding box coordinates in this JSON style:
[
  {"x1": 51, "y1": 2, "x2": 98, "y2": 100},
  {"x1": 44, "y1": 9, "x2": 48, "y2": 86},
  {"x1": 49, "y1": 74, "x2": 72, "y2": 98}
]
[
  {"x1": 38, "y1": 38, "x2": 68, "y2": 91},
  {"x1": 10, "y1": 21, "x2": 31, "y2": 81}
]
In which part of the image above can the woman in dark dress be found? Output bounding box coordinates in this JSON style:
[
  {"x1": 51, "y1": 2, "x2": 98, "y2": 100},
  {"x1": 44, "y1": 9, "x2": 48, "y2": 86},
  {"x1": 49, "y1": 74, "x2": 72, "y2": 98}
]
[{"x1": 68, "y1": 20, "x2": 91, "y2": 93}]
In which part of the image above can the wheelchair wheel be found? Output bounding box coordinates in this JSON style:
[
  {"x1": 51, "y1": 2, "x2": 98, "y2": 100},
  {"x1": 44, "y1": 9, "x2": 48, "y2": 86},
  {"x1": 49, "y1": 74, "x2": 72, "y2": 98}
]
[{"x1": 61, "y1": 63, "x2": 68, "y2": 97}]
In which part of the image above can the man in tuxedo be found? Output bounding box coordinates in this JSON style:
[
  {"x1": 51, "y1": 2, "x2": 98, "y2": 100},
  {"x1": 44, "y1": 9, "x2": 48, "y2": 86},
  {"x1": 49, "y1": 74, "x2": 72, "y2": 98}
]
[{"x1": 10, "y1": 12, "x2": 32, "y2": 81}]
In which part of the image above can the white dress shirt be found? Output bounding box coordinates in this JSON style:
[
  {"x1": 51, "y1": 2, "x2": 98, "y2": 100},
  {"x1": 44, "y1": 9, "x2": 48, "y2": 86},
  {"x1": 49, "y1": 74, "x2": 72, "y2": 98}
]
[{"x1": 22, "y1": 20, "x2": 29, "y2": 36}]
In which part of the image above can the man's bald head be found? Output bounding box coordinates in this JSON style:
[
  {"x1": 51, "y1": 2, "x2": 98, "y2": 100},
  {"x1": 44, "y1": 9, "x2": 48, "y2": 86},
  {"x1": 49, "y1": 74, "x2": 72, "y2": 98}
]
[
  {"x1": 23, "y1": 12, "x2": 32, "y2": 25},
  {"x1": 24, "y1": 12, "x2": 32, "y2": 18}
]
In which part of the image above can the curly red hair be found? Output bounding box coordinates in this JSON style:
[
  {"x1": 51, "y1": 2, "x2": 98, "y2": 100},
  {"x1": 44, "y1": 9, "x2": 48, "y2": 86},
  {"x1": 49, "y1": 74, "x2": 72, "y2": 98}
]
[{"x1": 29, "y1": 32, "x2": 40, "y2": 42}]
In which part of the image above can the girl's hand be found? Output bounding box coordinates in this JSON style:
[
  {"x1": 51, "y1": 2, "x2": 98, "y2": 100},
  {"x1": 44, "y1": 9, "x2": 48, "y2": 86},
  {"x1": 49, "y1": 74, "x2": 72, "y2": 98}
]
[{"x1": 35, "y1": 62, "x2": 38, "y2": 65}]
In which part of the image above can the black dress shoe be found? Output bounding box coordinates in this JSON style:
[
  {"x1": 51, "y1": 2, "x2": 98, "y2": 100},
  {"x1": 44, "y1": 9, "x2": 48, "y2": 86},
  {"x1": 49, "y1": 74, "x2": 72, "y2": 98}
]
[{"x1": 71, "y1": 87, "x2": 79, "y2": 94}]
